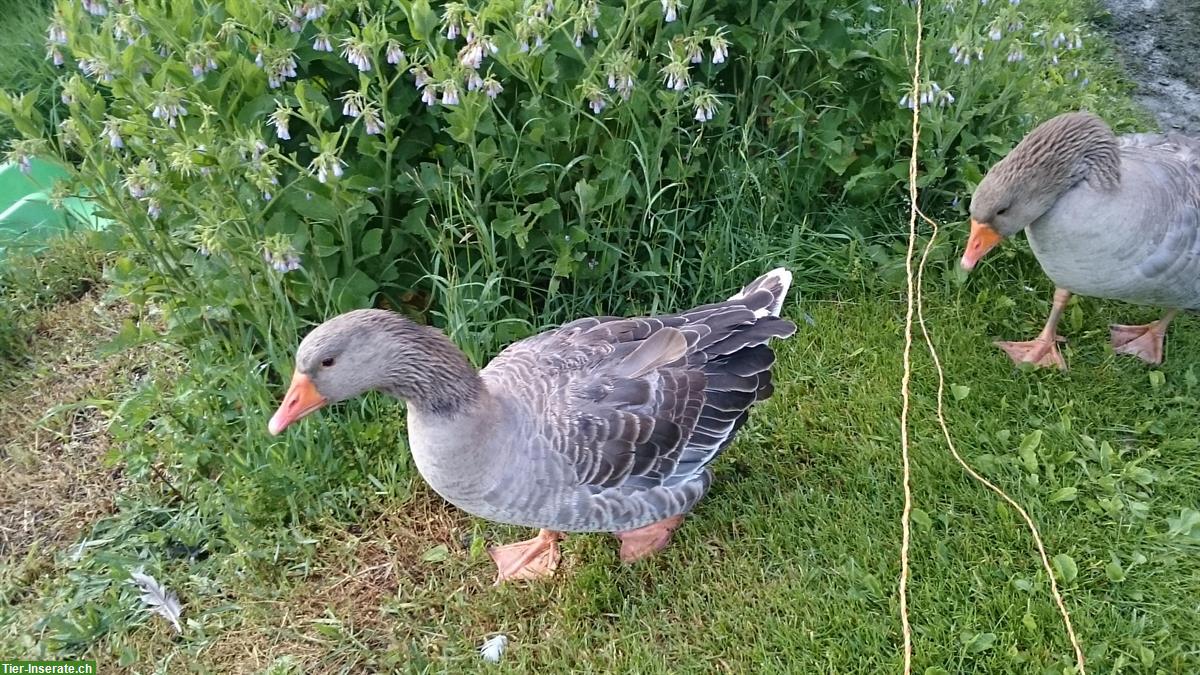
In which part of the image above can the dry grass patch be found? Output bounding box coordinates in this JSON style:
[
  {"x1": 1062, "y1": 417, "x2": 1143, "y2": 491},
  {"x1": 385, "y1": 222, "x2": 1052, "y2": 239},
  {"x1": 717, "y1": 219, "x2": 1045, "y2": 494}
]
[{"x1": 0, "y1": 292, "x2": 151, "y2": 581}]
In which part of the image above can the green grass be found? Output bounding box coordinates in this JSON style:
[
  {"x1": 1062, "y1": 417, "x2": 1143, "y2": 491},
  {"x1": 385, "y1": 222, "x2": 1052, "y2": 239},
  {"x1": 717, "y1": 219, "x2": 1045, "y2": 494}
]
[
  {"x1": 4, "y1": 238, "x2": 1199, "y2": 672},
  {"x1": 0, "y1": 0, "x2": 57, "y2": 145}
]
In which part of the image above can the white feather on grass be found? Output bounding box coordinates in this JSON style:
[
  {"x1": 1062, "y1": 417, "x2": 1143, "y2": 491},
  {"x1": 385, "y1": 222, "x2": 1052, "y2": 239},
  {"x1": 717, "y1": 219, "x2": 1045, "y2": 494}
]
[
  {"x1": 128, "y1": 568, "x2": 183, "y2": 633},
  {"x1": 479, "y1": 634, "x2": 508, "y2": 663}
]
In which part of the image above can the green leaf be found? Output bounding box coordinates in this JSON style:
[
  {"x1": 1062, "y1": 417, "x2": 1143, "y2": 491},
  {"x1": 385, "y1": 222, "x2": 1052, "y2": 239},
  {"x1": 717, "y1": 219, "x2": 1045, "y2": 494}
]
[
  {"x1": 910, "y1": 508, "x2": 932, "y2": 531},
  {"x1": 960, "y1": 632, "x2": 996, "y2": 654},
  {"x1": 1049, "y1": 487, "x2": 1078, "y2": 503},
  {"x1": 1166, "y1": 508, "x2": 1200, "y2": 541},
  {"x1": 950, "y1": 384, "x2": 970, "y2": 401},
  {"x1": 1018, "y1": 429, "x2": 1043, "y2": 455},
  {"x1": 1104, "y1": 560, "x2": 1125, "y2": 582},
  {"x1": 359, "y1": 228, "x2": 383, "y2": 258},
  {"x1": 1052, "y1": 553, "x2": 1078, "y2": 584},
  {"x1": 574, "y1": 178, "x2": 598, "y2": 216},
  {"x1": 1149, "y1": 370, "x2": 1165, "y2": 390},
  {"x1": 421, "y1": 544, "x2": 449, "y2": 563},
  {"x1": 407, "y1": 0, "x2": 437, "y2": 41}
]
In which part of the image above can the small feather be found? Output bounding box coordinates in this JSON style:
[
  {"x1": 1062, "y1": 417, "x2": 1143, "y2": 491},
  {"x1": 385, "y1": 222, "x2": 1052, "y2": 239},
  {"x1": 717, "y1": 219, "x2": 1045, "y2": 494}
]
[
  {"x1": 480, "y1": 634, "x2": 509, "y2": 663},
  {"x1": 128, "y1": 568, "x2": 183, "y2": 633}
]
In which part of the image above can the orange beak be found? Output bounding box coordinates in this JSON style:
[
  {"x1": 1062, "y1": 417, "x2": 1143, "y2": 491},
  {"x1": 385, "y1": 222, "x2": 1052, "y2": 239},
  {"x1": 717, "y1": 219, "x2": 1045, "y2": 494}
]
[
  {"x1": 268, "y1": 371, "x2": 327, "y2": 435},
  {"x1": 960, "y1": 219, "x2": 1003, "y2": 271}
]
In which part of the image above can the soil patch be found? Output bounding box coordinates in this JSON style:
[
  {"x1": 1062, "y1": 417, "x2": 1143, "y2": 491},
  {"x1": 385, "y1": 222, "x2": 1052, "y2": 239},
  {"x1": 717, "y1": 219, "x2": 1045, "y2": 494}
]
[
  {"x1": 1099, "y1": 0, "x2": 1200, "y2": 134},
  {"x1": 0, "y1": 292, "x2": 143, "y2": 569}
]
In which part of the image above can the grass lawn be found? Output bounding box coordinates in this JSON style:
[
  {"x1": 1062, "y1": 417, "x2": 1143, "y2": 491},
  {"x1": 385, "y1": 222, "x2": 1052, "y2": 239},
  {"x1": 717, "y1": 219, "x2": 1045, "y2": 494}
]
[{"x1": 3, "y1": 243, "x2": 1198, "y2": 673}]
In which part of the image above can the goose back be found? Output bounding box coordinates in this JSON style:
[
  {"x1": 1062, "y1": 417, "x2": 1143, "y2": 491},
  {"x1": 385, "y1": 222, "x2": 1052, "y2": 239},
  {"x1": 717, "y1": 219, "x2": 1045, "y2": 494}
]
[
  {"x1": 1027, "y1": 131, "x2": 1200, "y2": 309},
  {"x1": 408, "y1": 270, "x2": 797, "y2": 533}
]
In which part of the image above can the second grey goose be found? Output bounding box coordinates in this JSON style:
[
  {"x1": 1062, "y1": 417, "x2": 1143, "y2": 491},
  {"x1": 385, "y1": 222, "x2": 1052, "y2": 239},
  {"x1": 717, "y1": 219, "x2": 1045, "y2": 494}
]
[{"x1": 962, "y1": 111, "x2": 1200, "y2": 368}]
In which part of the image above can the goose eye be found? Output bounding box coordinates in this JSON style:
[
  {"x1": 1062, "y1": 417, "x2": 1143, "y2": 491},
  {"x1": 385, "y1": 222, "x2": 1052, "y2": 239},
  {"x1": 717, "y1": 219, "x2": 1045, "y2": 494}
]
[
  {"x1": 321, "y1": 357, "x2": 336, "y2": 368},
  {"x1": 996, "y1": 207, "x2": 1009, "y2": 216}
]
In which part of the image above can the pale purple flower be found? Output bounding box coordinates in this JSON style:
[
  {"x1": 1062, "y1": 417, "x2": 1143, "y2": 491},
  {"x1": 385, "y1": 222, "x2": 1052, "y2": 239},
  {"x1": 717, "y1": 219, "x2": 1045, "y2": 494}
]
[
  {"x1": 82, "y1": 0, "x2": 107, "y2": 16},
  {"x1": 146, "y1": 198, "x2": 161, "y2": 219},
  {"x1": 296, "y1": 1, "x2": 326, "y2": 20},
  {"x1": 421, "y1": 85, "x2": 438, "y2": 106},
  {"x1": 309, "y1": 152, "x2": 346, "y2": 183},
  {"x1": 466, "y1": 70, "x2": 484, "y2": 92},
  {"x1": 411, "y1": 65, "x2": 430, "y2": 88},
  {"x1": 483, "y1": 77, "x2": 503, "y2": 99},
  {"x1": 341, "y1": 38, "x2": 372, "y2": 72},
  {"x1": 1006, "y1": 46, "x2": 1025, "y2": 62},
  {"x1": 441, "y1": 81, "x2": 460, "y2": 105},
  {"x1": 362, "y1": 105, "x2": 383, "y2": 135},
  {"x1": 386, "y1": 41, "x2": 405, "y2": 64},
  {"x1": 588, "y1": 92, "x2": 607, "y2": 114},
  {"x1": 264, "y1": 249, "x2": 302, "y2": 273},
  {"x1": 688, "y1": 44, "x2": 703, "y2": 63},
  {"x1": 989, "y1": 27, "x2": 1002, "y2": 40},
  {"x1": 48, "y1": 21, "x2": 68, "y2": 46},
  {"x1": 459, "y1": 41, "x2": 484, "y2": 69},
  {"x1": 151, "y1": 96, "x2": 188, "y2": 128},
  {"x1": 104, "y1": 119, "x2": 124, "y2": 148},
  {"x1": 340, "y1": 91, "x2": 363, "y2": 118},
  {"x1": 313, "y1": 34, "x2": 333, "y2": 52},
  {"x1": 15, "y1": 152, "x2": 32, "y2": 175},
  {"x1": 48, "y1": 47, "x2": 65, "y2": 66},
  {"x1": 661, "y1": 61, "x2": 690, "y2": 92},
  {"x1": 661, "y1": 0, "x2": 680, "y2": 22}
]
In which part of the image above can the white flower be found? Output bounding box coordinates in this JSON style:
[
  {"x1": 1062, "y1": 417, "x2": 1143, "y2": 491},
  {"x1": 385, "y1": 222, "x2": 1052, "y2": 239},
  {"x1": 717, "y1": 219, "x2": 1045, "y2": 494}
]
[
  {"x1": 1006, "y1": 46, "x2": 1025, "y2": 62},
  {"x1": 588, "y1": 91, "x2": 607, "y2": 114},
  {"x1": 341, "y1": 38, "x2": 372, "y2": 72},
  {"x1": 48, "y1": 21, "x2": 68, "y2": 45},
  {"x1": 270, "y1": 105, "x2": 291, "y2": 140},
  {"x1": 661, "y1": 0, "x2": 682, "y2": 22},
  {"x1": 297, "y1": 1, "x2": 326, "y2": 20},
  {"x1": 386, "y1": 41, "x2": 405, "y2": 64},
  {"x1": 82, "y1": 0, "x2": 107, "y2": 17},
  {"x1": 362, "y1": 105, "x2": 383, "y2": 135},
  {"x1": 48, "y1": 47, "x2": 65, "y2": 66},
  {"x1": 313, "y1": 34, "x2": 333, "y2": 52},
  {"x1": 421, "y1": 85, "x2": 438, "y2": 106},
  {"x1": 146, "y1": 198, "x2": 161, "y2": 219},
  {"x1": 459, "y1": 42, "x2": 484, "y2": 69},
  {"x1": 688, "y1": 44, "x2": 703, "y2": 64},
  {"x1": 103, "y1": 119, "x2": 123, "y2": 148},
  {"x1": 309, "y1": 152, "x2": 346, "y2": 183},
  {"x1": 660, "y1": 60, "x2": 690, "y2": 92},
  {"x1": 692, "y1": 92, "x2": 718, "y2": 122},
  {"x1": 411, "y1": 66, "x2": 430, "y2": 88},
  {"x1": 466, "y1": 70, "x2": 484, "y2": 91},
  {"x1": 340, "y1": 91, "x2": 363, "y2": 118},
  {"x1": 441, "y1": 81, "x2": 460, "y2": 105},
  {"x1": 483, "y1": 77, "x2": 503, "y2": 99},
  {"x1": 989, "y1": 27, "x2": 1002, "y2": 40}
]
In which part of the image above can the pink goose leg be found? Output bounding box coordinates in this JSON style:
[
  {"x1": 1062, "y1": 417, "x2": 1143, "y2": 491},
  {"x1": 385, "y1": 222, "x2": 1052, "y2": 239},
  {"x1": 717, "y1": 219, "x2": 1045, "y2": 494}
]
[
  {"x1": 995, "y1": 288, "x2": 1071, "y2": 370},
  {"x1": 614, "y1": 514, "x2": 686, "y2": 563},
  {"x1": 488, "y1": 529, "x2": 563, "y2": 584},
  {"x1": 1110, "y1": 309, "x2": 1180, "y2": 365}
]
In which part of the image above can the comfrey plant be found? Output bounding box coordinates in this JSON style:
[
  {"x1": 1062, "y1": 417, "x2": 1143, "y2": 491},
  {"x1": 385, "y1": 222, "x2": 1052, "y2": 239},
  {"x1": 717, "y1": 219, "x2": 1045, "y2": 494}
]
[
  {"x1": 1, "y1": 0, "x2": 750, "y2": 345},
  {"x1": 0, "y1": 0, "x2": 1119, "y2": 350}
]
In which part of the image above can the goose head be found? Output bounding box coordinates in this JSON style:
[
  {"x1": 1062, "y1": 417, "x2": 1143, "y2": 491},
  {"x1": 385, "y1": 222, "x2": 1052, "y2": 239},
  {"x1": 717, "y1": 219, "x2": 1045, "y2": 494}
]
[
  {"x1": 962, "y1": 111, "x2": 1121, "y2": 270},
  {"x1": 267, "y1": 309, "x2": 479, "y2": 434}
]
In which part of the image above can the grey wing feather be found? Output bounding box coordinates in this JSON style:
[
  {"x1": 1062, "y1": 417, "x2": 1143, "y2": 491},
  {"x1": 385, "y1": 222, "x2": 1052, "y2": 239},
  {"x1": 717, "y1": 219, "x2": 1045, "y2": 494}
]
[{"x1": 484, "y1": 269, "x2": 797, "y2": 503}]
